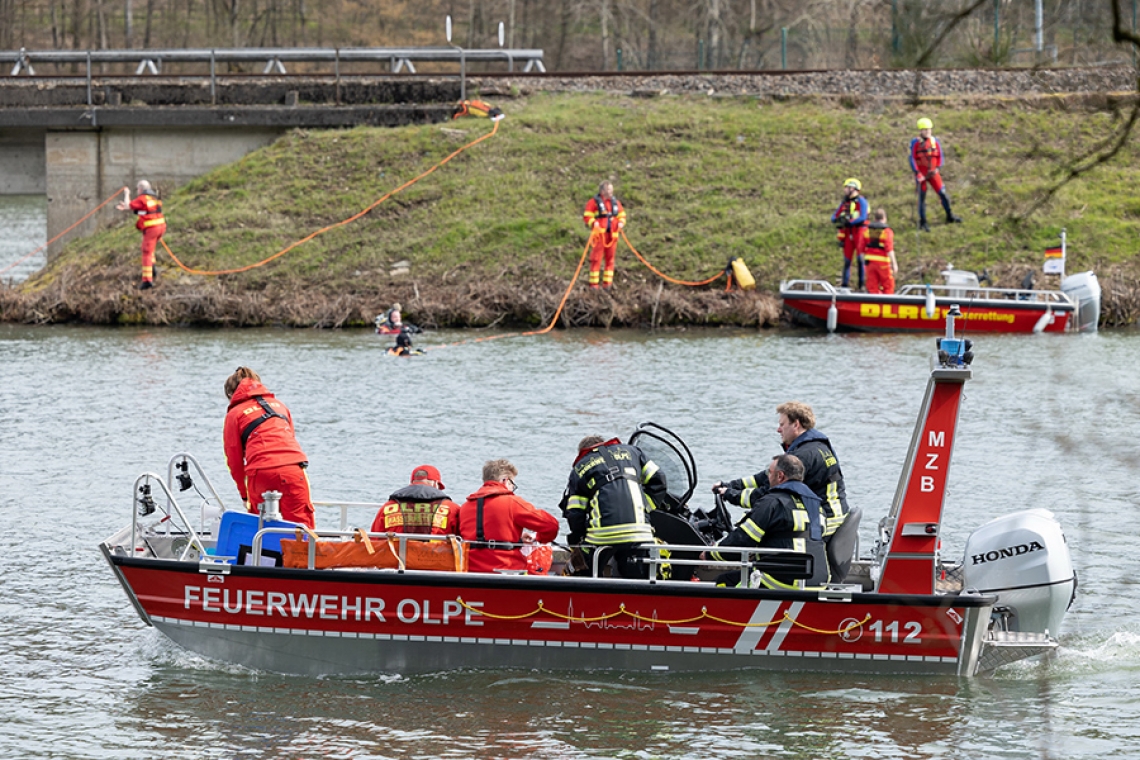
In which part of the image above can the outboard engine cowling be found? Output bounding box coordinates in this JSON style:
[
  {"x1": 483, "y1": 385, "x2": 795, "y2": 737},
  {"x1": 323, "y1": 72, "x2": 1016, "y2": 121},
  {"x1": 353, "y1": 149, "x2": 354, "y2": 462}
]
[
  {"x1": 1061, "y1": 271, "x2": 1100, "y2": 333},
  {"x1": 962, "y1": 509, "x2": 1075, "y2": 638}
]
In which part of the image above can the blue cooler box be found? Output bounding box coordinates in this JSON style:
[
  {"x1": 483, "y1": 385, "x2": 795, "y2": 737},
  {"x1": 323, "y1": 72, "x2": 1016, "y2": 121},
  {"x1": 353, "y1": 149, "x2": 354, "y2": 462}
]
[{"x1": 213, "y1": 511, "x2": 298, "y2": 565}]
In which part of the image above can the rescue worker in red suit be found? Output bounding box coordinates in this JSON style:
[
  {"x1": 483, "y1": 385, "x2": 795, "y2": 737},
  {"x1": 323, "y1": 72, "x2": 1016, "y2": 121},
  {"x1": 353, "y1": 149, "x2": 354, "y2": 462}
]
[
  {"x1": 116, "y1": 179, "x2": 166, "y2": 290},
  {"x1": 861, "y1": 208, "x2": 898, "y2": 295},
  {"x1": 371, "y1": 465, "x2": 458, "y2": 535},
  {"x1": 223, "y1": 367, "x2": 314, "y2": 528},
  {"x1": 582, "y1": 180, "x2": 626, "y2": 289},
  {"x1": 910, "y1": 117, "x2": 962, "y2": 232},
  {"x1": 830, "y1": 178, "x2": 869, "y2": 290},
  {"x1": 452, "y1": 459, "x2": 559, "y2": 574}
]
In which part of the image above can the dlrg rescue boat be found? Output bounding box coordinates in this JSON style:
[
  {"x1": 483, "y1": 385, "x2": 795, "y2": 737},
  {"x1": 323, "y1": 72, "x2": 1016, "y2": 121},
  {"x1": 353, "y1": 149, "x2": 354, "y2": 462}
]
[
  {"x1": 781, "y1": 267, "x2": 1101, "y2": 334},
  {"x1": 102, "y1": 310, "x2": 1076, "y2": 677}
]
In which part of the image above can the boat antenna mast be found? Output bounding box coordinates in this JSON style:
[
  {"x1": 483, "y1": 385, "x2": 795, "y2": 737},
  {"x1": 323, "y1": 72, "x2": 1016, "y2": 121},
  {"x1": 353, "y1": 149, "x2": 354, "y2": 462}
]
[{"x1": 874, "y1": 305, "x2": 973, "y2": 594}]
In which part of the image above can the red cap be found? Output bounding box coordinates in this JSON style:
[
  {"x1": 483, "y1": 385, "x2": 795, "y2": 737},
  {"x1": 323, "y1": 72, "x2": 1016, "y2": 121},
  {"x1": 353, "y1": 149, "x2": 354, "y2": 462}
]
[{"x1": 410, "y1": 465, "x2": 443, "y2": 489}]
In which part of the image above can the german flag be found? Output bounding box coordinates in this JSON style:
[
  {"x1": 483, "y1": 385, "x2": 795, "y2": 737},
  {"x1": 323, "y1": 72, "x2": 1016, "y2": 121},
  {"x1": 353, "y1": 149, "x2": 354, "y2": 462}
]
[{"x1": 1044, "y1": 246, "x2": 1064, "y2": 258}]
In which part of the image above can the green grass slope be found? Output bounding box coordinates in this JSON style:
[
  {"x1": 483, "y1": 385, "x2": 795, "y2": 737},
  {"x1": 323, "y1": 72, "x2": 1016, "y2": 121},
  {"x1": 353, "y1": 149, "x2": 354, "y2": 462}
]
[{"x1": 10, "y1": 91, "x2": 1140, "y2": 326}]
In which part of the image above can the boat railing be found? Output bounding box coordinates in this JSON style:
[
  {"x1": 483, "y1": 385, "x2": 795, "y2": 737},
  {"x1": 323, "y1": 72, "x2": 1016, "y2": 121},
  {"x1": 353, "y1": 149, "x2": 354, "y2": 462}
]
[
  {"x1": 895, "y1": 283, "x2": 1075, "y2": 305},
  {"x1": 312, "y1": 500, "x2": 388, "y2": 532},
  {"x1": 165, "y1": 453, "x2": 230, "y2": 531},
  {"x1": 131, "y1": 472, "x2": 210, "y2": 561},
  {"x1": 641, "y1": 542, "x2": 814, "y2": 588},
  {"x1": 251, "y1": 527, "x2": 465, "y2": 570},
  {"x1": 780, "y1": 279, "x2": 839, "y2": 295}
]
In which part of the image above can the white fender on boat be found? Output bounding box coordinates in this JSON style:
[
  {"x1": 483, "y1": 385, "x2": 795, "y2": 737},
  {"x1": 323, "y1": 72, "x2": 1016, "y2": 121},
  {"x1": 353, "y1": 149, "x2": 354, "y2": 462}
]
[
  {"x1": 826, "y1": 298, "x2": 838, "y2": 332},
  {"x1": 924, "y1": 285, "x2": 936, "y2": 319},
  {"x1": 1032, "y1": 306, "x2": 1054, "y2": 334}
]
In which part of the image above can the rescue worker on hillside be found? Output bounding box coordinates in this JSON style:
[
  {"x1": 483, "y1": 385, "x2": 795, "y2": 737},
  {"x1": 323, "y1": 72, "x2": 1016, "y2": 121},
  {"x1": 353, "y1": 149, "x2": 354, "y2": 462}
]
[
  {"x1": 830, "y1": 178, "x2": 869, "y2": 290},
  {"x1": 582, "y1": 181, "x2": 626, "y2": 289},
  {"x1": 702, "y1": 454, "x2": 829, "y2": 590},
  {"x1": 910, "y1": 117, "x2": 963, "y2": 232},
  {"x1": 712, "y1": 401, "x2": 849, "y2": 539},
  {"x1": 453, "y1": 459, "x2": 559, "y2": 574},
  {"x1": 372, "y1": 465, "x2": 458, "y2": 535},
  {"x1": 861, "y1": 208, "x2": 898, "y2": 295},
  {"x1": 116, "y1": 179, "x2": 166, "y2": 290},
  {"x1": 559, "y1": 435, "x2": 667, "y2": 579},
  {"x1": 223, "y1": 367, "x2": 314, "y2": 528}
]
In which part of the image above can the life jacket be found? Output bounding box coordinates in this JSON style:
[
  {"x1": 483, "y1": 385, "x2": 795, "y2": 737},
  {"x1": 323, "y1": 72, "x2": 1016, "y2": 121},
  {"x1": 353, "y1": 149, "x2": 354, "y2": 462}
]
[
  {"x1": 452, "y1": 99, "x2": 504, "y2": 121},
  {"x1": 911, "y1": 137, "x2": 942, "y2": 173},
  {"x1": 374, "y1": 484, "x2": 454, "y2": 535},
  {"x1": 133, "y1": 192, "x2": 165, "y2": 230},
  {"x1": 587, "y1": 195, "x2": 623, "y2": 233},
  {"x1": 240, "y1": 396, "x2": 288, "y2": 453},
  {"x1": 863, "y1": 222, "x2": 892, "y2": 263}
]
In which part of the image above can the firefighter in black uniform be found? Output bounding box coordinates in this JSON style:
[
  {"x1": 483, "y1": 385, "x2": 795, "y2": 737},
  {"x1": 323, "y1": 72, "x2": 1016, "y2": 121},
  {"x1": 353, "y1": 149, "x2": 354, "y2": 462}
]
[
  {"x1": 559, "y1": 435, "x2": 668, "y2": 579},
  {"x1": 705, "y1": 454, "x2": 829, "y2": 590},
  {"x1": 712, "y1": 400, "x2": 849, "y2": 538}
]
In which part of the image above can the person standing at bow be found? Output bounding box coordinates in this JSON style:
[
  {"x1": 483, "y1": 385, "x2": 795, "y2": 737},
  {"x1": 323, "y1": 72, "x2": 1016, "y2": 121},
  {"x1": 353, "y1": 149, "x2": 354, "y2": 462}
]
[
  {"x1": 910, "y1": 117, "x2": 963, "y2": 232},
  {"x1": 116, "y1": 179, "x2": 166, "y2": 290},
  {"x1": 830, "y1": 178, "x2": 869, "y2": 290},
  {"x1": 223, "y1": 367, "x2": 314, "y2": 528},
  {"x1": 582, "y1": 181, "x2": 626, "y2": 289}
]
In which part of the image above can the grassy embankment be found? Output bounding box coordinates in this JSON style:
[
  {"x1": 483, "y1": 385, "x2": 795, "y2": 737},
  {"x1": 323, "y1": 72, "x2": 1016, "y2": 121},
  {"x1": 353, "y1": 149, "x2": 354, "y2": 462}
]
[{"x1": 4, "y1": 91, "x2": 1139, "y2": 327}]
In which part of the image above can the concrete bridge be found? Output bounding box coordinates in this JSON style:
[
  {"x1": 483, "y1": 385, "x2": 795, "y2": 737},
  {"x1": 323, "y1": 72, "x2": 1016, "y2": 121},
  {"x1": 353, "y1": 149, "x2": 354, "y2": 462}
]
[{"x1": 0, "y1": 70, "x2": 474, "y2": 256}]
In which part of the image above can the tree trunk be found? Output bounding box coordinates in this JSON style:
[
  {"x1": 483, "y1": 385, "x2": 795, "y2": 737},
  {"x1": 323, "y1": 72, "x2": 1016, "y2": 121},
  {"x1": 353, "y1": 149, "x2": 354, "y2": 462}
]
[
  {"x1": 600, "y1": 0, "x2": 611, "y2": 69},
  {"x1": 507, "y1": 0, "x2": 515, "y2": 48},
  {"x1": 144, "y1": 0, "x2": 155, "y2": 48},
  {"x1": 647, "y1": 0, "x2": 659, "y2": 69},
  {"x1": 125, "y1": 0, "x2": 133, "y2": 47}
]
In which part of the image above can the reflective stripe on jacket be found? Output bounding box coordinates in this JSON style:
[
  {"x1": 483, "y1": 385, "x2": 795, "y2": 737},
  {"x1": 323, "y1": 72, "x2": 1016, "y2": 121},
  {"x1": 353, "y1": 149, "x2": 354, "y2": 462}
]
[
  {"x1": 560, "y1": 442, "x2": 665, "y2": 546},
  {"x1": 130, "y1": 193, "x2": 165, "y2": 231}
]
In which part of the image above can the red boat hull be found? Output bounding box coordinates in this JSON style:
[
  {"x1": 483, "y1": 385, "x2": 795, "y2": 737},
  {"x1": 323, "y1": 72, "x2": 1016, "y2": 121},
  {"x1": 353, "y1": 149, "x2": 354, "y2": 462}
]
[
  {"x1": 783, "y1": 294, "x2": 1073, "y2": 333},
  {"x1": 107, "y1": 553, "x2": 993, "y2": 677}
]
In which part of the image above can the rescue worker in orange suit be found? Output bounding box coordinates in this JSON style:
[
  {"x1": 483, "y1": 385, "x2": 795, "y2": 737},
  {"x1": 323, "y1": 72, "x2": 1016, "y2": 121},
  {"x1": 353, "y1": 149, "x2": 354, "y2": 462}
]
[
  {"x1": 830, "y1": 178, "x2": 869, "y2": 290},
  {"x1": 582, "y1": 180, "x2": 626, "y2": 289},
  {"x1": 115, "y1": 179, "x2": 166, "y2": 290},
  {"x1": 372, "y1": 465, "x2": 458, "y2": 535},
  {"x1": 861, "y1": 208, "x2": 898, "y2": 295},
  {"x1": 702, "y1": 454, "x2": 829, "y2": 590},
  {"x1": 223, "y1": 367, "x2": 315, "y2": 528},
  {"x1": 910, "y1": 117, "x2": 962, "y2": 232},
  {"x1": 453, "y1": 459, "x2": 559, "y2": 574},
  {"x1": 558, "y1": 435, "x2": 667, "y2": 579}
]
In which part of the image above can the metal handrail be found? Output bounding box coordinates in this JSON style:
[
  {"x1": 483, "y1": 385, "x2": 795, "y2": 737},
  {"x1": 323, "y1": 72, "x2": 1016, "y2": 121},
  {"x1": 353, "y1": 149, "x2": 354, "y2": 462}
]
[
  {"x1": 312, "y1": 500, "x2": 386, "y2": 531},
  {"x1": 166, "y1": 453, "x2": 230, "y2": 534},
  {"x1": 131, "y1": 472, "x2": 209, "y2": 561},
  {"x1": 251, "y1": 527, "x2": 464, "y2": 569},
  {"x1": 3, "y1": 45, "x2": 545, "y2": 76},
  {"x1": 781, "y1": 278, "x2": 1075, "y2": 305}
]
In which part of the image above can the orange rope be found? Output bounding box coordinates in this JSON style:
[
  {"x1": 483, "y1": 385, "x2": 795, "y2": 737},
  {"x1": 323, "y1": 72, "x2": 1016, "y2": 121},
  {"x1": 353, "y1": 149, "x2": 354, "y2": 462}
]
[
  {"x1": 0, "y1": 187, "x2": 127, "y2": 277},
  {"x1": 619, "y1": 229, "x2": 725, "y2": 287},
  {"x1": 160, "y1": 120, "x2": 501, "y2": 276},
  {"x1": 424, "y1": 233, "x2": 593, "y2": 351}
]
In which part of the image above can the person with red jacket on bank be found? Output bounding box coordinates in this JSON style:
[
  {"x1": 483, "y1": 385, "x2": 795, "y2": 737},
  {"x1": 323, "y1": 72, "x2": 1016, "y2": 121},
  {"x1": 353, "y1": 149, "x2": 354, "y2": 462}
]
[
  {"x1": 115, "y1": 179, "x2": 166, "y2": 290},
  {"x1": 830, "y1": 178, "x2": 869, "y2": 290},
  {"x1": 371, "y1": 464, "x2": 458, "y2": 535},
  {"x1": 582, "y1": 180, "x2": 626, "y2": 289},
  {"x1": 452, "y1": 459, "x2": 559, "y2": 574},
  {"x1": 223, "y1": 367, "x2": 314, "y2": 528},
  {"x1": 861, "y1": 208, "x2": 898, "y2": 295},
  {"x1": 910, "y1": 117, "x2": 962, "y2": 232}
]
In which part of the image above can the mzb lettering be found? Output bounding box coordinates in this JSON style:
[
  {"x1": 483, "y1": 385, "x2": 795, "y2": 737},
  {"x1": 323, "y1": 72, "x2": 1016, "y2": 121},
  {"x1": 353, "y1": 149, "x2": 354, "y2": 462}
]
[
  {"x1": 859, "y1": 304, "x2": 1015, "y2": 324},
  {"x1": 183, "y1": 586, "x2": 484, "y2": 625}
]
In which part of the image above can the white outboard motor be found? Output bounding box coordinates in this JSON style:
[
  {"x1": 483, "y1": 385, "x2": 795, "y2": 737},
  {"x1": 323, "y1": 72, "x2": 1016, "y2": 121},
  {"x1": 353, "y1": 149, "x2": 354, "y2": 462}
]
[
  {"x1": 961, "y1": 509, "x2": 1075, "y2": 638},
  {"x1": 1061, "y1": 271, "x2": 1101, "y2": 333}
]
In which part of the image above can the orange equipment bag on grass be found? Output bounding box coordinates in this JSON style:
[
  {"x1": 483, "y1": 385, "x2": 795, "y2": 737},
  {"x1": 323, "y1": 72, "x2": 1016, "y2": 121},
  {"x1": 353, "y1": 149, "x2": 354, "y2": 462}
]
[
  {"x1": 279, "y1": 529, "x2": 467, "y2": 572},
  {"x1": 452, "y1": 99, "x2": 504, "y2": 121}
]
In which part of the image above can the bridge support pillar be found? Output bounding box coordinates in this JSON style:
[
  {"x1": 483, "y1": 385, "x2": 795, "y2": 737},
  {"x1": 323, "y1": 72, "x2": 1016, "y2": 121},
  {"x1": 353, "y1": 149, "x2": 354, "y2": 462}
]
[{"x1": 44, "y1": 126, "x2": 284, "y2": 260}]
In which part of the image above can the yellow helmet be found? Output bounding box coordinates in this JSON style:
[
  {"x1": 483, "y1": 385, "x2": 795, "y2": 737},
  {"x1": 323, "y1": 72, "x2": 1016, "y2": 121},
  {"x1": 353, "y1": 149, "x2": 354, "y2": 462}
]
[
  {"x1": 917, "y1": 117, "x2": 933, "y2": 130},
  {"x1": 843, "y1": 178, "x2": 862, "y2": 191}
]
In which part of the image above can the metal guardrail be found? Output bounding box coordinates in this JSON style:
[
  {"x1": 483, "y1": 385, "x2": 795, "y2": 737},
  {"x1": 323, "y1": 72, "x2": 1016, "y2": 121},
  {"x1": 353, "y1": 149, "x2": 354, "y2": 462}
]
[{"x1": 2, "y1": 46, "x2": 546, "y2": 77}]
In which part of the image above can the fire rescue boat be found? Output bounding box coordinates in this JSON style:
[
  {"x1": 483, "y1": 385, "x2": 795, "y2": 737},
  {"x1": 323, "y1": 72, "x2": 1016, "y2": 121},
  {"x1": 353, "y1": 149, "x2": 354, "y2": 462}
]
[
  {"x1": 781, "y1": 268, "x2": 1100, "y2": 334},
  {"x1": 102, "y1": 309, "x2": 1076, "y2": 677}
]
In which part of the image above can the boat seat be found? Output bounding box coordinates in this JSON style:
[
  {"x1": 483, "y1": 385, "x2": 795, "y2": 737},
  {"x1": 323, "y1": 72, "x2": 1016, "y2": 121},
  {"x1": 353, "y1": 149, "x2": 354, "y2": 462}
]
[{"x1": 826, "y1": 506, "x2": 862, "y2": 583}]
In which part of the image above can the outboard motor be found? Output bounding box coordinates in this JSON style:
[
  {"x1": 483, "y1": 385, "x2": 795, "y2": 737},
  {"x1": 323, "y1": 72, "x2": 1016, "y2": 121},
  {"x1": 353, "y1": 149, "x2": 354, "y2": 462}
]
[
  {"x1": 962, "y1": 509, "x2": 1076, "y2": 638},
  {"x1": 1060, "y1": 271, "x2": 1101, "y2": 333}
]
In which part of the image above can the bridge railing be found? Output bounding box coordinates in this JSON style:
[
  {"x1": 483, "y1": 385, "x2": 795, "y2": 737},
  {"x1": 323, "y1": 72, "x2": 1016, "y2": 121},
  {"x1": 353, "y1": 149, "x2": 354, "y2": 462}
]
[{"x1": 1, "y1": 46, "x2": 546, "y2": 77}]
